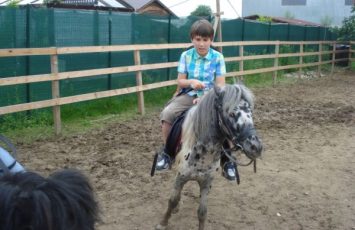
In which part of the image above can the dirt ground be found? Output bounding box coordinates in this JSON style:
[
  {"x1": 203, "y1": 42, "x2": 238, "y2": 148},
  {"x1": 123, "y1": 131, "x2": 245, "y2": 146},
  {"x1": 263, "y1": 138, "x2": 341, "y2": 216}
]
[{"x1": 16, "y1": 70, "x2": 355, "y2": 230}]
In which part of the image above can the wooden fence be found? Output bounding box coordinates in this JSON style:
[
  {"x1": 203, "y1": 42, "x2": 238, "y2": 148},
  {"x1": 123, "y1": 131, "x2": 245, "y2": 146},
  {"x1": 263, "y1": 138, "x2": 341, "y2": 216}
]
[{"x1": 0, "y1": 40, "x2": 354, "y2": 134}]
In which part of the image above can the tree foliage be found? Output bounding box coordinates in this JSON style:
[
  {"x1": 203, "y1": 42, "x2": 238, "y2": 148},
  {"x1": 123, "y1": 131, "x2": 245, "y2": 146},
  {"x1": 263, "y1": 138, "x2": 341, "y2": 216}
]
[
  {"x1": 190, "y1": 5, "x2": 213, "y2": 17},
  {"x1": 335, "y1": 6, "x2": 355, "y2": 41},
  {"x1": 257, "y1": 16, "x2": 273, "y2": 23}
]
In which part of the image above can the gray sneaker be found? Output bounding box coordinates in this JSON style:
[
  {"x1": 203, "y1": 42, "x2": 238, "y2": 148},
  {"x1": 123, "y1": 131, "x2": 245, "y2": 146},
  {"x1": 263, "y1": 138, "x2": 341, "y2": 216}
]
[
  {"x1": 155, "y1": 152, "x2": 171, "y2": 171},
  {"x1": 222, "y1": 162, "x2": 237, "y2": 181}
]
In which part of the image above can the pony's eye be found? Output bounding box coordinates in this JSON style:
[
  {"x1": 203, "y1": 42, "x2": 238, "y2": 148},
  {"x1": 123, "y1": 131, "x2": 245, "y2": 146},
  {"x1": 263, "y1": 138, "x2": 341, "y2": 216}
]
[{"x1": 229, "y1": 112, "x2": 235, "y2": 117}]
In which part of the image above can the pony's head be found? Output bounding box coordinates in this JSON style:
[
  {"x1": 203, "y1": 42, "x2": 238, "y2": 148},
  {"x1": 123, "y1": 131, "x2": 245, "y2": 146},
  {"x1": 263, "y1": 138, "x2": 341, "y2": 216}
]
[
  {"x1": 214, "y1": 84, "x2": 263, "y2": 160},
  {"x1": 0, "y1": 169, "x2": 99, "y2": 230}
]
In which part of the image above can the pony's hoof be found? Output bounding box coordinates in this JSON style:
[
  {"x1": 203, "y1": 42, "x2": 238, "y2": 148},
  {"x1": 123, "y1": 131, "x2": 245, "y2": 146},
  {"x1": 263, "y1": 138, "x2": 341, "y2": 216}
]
[{"x1": 155, "y1": 224, "x2": 167, "y2": 230}]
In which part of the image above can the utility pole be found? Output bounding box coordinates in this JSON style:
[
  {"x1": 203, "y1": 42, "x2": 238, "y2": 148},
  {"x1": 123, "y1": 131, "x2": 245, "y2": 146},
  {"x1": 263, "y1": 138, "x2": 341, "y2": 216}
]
[{"x1": 216, "y1": 0, "x2": 223, "y2": 52}]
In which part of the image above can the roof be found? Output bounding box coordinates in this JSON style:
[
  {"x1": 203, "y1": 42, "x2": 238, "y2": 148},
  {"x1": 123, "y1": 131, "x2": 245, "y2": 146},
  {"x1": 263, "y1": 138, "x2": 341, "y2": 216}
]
[
  {"x1": 244, "y1": 15, "x2": 321, "y2": 27},
  {"x1": 122, "y1": 0, "x2": 176, "y2": 16}
]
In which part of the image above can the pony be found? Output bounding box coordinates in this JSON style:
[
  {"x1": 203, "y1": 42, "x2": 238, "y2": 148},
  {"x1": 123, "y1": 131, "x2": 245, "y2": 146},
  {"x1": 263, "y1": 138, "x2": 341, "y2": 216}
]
[
  {"x1": 0, "y1": 169, "x2": 99, "y2": 230},
  {"x1": 156, "y1": 84, "x2": 263, "y2": 230}
]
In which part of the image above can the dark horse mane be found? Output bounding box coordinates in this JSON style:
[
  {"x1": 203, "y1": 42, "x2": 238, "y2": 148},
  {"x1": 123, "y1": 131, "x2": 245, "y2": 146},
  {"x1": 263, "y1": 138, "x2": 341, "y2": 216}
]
[{"x1": 0, "y1": 169, "x2": 99, "y2": 230}]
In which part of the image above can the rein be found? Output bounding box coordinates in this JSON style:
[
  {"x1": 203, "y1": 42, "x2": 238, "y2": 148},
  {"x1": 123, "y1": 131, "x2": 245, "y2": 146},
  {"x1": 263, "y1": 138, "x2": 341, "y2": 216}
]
[
  {"x1": 221, "y1": 146, "x2": 257, "y2": 173},
  {"x1": 215, "y1": 100, "x2": 257, "y2": 173}
]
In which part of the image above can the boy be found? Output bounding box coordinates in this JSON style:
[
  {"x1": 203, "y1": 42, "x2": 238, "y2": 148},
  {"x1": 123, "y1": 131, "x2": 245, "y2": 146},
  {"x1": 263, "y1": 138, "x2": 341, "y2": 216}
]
[{"x1": 155, "y1": 19, "x2": 237, "y2": 181}]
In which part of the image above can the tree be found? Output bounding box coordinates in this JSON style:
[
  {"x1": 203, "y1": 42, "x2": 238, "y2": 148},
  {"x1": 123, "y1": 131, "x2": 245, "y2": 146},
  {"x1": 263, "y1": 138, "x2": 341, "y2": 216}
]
[
  {"x1": 6, "y1": 0, "x2": 20, "y2": 7},
  {"x1": 335, "y1": 6, "x2": 355, "y2": 41},
  {"x1": 257, "y1": 16, "x2": 273, "y2": 23},
  {"x1": 190, "y1": 5, "x2": 213, "y2": 17},
  {"x1": 320, "y1": 15, "x2": 333, "y2": 27}
]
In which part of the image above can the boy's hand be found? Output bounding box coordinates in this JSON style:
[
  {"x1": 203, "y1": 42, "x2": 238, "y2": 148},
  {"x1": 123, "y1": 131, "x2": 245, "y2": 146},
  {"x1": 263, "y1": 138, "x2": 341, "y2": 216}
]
[
  {"x1": 192, "y1": 98, "x2": 201, "y2": 104},
  {"x1": 190, "y1": 79, "x2": 205, "y2": 90}
]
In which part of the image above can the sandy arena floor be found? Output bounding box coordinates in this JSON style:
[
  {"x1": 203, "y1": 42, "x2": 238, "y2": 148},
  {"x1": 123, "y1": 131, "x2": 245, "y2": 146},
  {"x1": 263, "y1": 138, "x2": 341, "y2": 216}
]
[{"x1": 17, "y1": 71, "x2": 355, "y2": 230}]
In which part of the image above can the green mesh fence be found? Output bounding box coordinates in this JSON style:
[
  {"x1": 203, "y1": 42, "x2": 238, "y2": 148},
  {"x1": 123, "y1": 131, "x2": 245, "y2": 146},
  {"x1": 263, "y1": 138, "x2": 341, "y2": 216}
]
[{"x1": 0, "y1": 6, "x2": 336, "y2": 107}]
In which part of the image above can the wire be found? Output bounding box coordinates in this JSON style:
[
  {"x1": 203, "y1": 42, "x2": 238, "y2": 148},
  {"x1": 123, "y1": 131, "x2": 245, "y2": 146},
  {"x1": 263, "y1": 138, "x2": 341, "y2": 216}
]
[
  {"x1": 226, "y1": 0, "x2": 240, "y2": 18},
  {"x1": 168, "y1": 0, "x2": 192, "y2": 8}
]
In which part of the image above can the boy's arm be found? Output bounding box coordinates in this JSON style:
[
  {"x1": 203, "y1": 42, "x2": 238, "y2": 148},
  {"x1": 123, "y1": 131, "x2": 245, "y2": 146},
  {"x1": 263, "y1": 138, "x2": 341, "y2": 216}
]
[
  {"x1": 215, "y1": 75, "x2": 225, "y2": 87},
  {"x1": 177, "y1": 73, "x2": 205, "y2": 90}
]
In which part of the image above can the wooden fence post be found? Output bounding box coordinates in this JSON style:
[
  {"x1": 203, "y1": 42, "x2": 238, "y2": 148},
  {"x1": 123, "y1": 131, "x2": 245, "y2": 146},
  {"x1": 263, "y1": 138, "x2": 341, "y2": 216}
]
[
  {"x1": 318, "y1": 42, "x2": 322, "y2": 77},
  {"x1": 298, "y1": 42, "x2": 303, "y2": 79},
  {"x1": 134, "y1": 50, "x2": 145, "y2": 115},
  {"x1": 331, "y1": 41, "x2": 336, "y2": 75},
  {"x1": 239, "y1": 45, "x2": 244, "y2": 81},
  {"x1": 349, "y1": 41, "x2": 352, "y2": 68},
  {"x1": 273, "y1": 41, "x2": 280, "y2": 85},
  {"x1": 51, "y1": 53, "x2": 61, "y2": 135}
]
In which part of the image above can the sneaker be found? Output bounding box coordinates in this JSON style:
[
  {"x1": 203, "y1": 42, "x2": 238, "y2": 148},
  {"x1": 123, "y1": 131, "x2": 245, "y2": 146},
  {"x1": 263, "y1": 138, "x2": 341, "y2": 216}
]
[
  {"x1": 222, "y1": 161, "x2": 237, "y2": 181},
  {"x1": 155, "y1": 152, "x2": 171, "y2": 171}
]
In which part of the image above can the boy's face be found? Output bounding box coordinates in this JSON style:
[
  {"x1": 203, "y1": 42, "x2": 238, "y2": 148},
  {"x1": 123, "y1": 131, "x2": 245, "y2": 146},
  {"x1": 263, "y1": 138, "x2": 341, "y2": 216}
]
[{"x1": 191, "y1": 35, "x2": 212, "y2": 57}]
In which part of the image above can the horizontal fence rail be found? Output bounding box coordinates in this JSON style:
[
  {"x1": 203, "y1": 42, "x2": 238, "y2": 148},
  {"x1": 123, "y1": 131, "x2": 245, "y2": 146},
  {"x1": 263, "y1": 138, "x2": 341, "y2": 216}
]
[{"x1": 0, "y1": 40, "x2": 354, "y2": 134}]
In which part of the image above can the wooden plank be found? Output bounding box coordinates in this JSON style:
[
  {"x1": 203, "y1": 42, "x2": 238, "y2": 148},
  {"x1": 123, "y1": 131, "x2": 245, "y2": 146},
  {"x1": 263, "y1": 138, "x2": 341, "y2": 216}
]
[
  {"x1": 57, "y1": 43, "x2": 190, "y2": 54},
  {"x1": 0, "y1": 62, "x2": 179, "y2": 86},
  {"x1": 0, "y1": 80, "x2": 177, "y2": 115},
  {"x1": 0, "y1": 73, "x2": 54, "y2": 86},
  {"x1": 0, "y1": 47, "x2": 56, "y2": 57},
  {"x1": 57, "y1": 62, "x2": 179, "y2": 80},
  {"x1": 134, "y1": 50, "x2": 145, "y2": 115},
  {"x1": 51, "y1": 54, "x2": 61, "y2": 135}
]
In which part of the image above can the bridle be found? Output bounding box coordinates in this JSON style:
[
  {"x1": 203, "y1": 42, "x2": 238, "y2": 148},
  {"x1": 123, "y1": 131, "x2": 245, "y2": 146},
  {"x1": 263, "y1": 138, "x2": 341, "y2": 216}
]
[{"x1": 215, "y1": 99, "x2": 257, "y2": 173}]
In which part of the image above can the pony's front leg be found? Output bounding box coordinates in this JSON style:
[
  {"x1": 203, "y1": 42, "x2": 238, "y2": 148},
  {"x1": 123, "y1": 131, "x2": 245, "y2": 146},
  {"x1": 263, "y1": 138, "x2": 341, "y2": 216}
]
[
  {"x1": 197, "y1": 176, "x2": 213, "y2": 230},
  {"x1": 156, "y1": 174, "x2": 188, "y2": 230}
]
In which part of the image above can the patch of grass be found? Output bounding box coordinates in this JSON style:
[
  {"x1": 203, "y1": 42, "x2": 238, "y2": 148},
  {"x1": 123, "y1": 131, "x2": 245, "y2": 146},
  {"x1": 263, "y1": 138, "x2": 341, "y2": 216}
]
[{"x1": 0, "y1": 86, "x2": 176, "y2": 142}]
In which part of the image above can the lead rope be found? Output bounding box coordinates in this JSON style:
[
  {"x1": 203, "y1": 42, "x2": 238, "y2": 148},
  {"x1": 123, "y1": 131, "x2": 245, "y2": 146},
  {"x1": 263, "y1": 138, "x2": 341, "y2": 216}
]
[{"x1": 221, "y1": 146, "x2": 256, "y2": 173}]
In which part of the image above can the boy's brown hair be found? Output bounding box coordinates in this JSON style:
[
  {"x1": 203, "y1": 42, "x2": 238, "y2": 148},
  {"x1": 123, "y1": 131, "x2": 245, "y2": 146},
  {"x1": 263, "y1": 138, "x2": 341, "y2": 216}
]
[{"x1": 190, "y1": 19, "x2": 214, "y2": 40}]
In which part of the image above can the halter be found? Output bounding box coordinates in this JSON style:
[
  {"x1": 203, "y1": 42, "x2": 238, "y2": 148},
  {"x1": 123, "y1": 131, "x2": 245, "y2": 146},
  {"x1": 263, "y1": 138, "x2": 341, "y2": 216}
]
[{"x1": 215, "y1": 99, "x2": 257, "y2": 173}]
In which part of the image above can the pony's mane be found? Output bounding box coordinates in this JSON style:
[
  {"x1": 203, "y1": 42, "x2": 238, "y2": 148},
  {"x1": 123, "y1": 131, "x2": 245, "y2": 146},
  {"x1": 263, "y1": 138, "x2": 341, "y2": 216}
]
[
  {"x1": 187, "y1": 84, "x2": 254, "y2": 143},
  {"x1": 0, "y1": 169, "x2": 99, "y2": 230}
]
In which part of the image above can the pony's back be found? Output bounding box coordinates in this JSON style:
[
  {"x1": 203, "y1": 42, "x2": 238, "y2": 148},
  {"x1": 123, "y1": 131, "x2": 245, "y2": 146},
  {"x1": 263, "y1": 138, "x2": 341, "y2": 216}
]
[{"x1": 0, "y1": 169, "x2": 99, "y2": 230}]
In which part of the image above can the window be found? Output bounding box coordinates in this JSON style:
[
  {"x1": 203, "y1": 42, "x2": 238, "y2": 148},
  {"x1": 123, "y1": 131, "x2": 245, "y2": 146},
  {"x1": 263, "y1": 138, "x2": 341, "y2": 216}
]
[
  {"x1": 282, "y1": 0, "x2": 307, "y2": 5},
  {"x1": 345, "y1": 0, "x2": 355, "y2": 6}
]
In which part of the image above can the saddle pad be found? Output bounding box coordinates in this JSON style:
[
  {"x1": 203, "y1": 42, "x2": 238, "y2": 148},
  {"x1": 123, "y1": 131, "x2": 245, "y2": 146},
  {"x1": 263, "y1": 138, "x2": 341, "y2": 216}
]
[{"x1": 164, "y1": 110, "x2": 187, "y2": 159}]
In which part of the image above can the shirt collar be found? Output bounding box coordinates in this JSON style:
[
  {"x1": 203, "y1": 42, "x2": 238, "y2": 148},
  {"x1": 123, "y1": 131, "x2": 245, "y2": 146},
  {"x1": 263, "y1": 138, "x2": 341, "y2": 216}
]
[{"x1": 192, "y1": 48, "x2": 213, "y2": 61}]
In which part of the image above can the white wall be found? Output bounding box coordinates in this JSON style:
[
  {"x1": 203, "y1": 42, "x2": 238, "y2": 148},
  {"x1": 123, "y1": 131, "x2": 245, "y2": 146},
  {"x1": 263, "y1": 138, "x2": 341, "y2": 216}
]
[{"x1": 241, "y1": 0, "x2": 353, "y2": 26}]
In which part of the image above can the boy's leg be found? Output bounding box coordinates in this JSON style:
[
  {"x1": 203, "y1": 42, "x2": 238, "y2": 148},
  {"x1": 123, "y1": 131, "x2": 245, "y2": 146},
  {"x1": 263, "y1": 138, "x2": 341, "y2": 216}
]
[
  {"x1": 161, "y1": 121, "x2": 172, "y2": 143},
  {"x1": 221, "y1": 141, "x2": 239, "y2": 182},
  {"x1": 155, "y1": 94, "x2": 194, "y2": 171}
]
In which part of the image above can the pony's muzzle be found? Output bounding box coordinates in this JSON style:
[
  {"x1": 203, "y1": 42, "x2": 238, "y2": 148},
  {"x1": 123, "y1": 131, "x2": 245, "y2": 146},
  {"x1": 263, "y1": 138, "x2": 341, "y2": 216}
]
[{"x1": 244, "y1": 135, "x2": 263, "y2": 159}]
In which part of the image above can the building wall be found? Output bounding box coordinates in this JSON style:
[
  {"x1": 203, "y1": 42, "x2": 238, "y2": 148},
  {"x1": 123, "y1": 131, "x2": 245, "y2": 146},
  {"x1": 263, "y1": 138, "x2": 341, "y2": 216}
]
[{"x1": 241, "y1": 0, "x2": 353, "y2": 26}]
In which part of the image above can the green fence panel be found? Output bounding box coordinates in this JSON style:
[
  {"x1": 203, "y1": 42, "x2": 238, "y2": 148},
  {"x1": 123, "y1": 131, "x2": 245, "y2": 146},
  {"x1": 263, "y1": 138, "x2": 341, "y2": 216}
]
[{"x1": 0, "y1": 7, "x2": 338, "y2": 108}]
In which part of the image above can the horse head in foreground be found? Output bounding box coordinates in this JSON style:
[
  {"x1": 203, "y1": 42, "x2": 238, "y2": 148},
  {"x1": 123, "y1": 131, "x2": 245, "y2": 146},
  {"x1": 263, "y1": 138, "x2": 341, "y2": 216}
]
[
  {"x1": 0, "y1": 169, "x2": 99, "y2": 230},
  {"x1": 156, "y1": 84, "x2": 263, "y2": 230}
]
